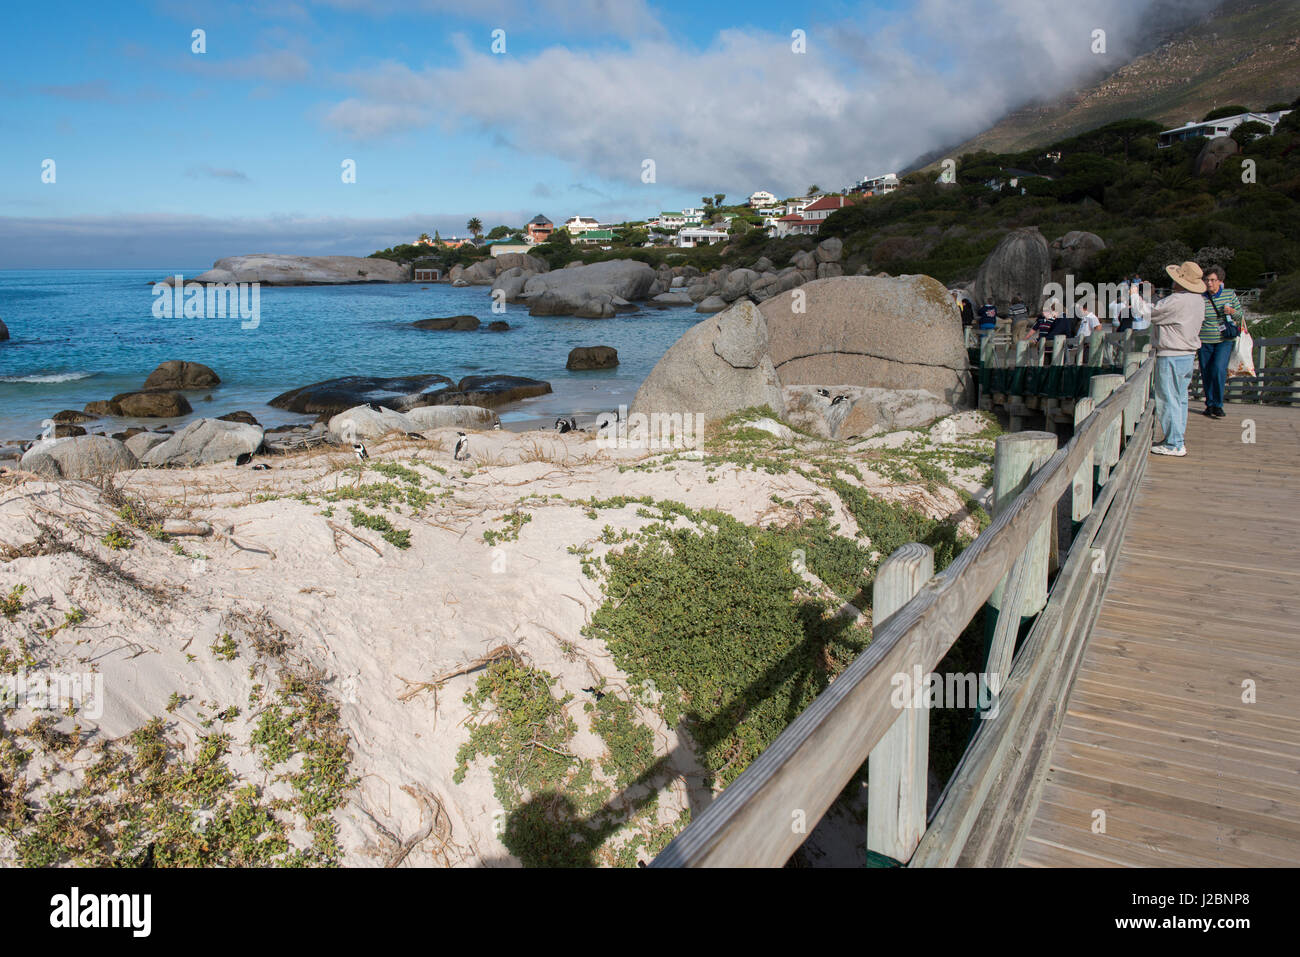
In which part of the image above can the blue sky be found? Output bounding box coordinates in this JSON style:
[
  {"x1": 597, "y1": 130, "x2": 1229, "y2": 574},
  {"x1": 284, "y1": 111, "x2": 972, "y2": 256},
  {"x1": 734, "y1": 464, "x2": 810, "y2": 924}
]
[{"x1": 0, "y1": 0, "x2": 1212, "y2": 266}]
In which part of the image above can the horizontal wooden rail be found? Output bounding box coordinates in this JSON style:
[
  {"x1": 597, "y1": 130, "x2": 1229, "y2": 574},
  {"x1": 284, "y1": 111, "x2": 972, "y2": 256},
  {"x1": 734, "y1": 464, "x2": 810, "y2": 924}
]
[{"x1": 651, "y1": 358, "x2": 1155, "y2": 867}]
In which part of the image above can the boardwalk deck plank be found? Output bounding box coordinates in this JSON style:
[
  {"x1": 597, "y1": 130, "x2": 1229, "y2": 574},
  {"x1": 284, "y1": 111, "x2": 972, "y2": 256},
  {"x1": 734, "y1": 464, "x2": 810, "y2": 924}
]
[{"x1": 1018, "y1": 403, "x2": 1300, "y2": 867}]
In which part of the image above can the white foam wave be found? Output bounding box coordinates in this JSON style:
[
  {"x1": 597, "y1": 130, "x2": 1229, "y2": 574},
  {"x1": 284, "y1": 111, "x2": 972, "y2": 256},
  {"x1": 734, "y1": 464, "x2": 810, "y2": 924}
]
[{"x1": 0, "y1": 372, "x2": 95, "y2": 384}]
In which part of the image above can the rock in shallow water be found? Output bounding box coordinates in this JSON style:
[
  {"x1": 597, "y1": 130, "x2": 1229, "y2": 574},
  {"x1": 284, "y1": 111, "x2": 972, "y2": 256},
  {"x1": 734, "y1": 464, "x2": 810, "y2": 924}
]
[
  {"x1": 143, "y1": 360, "x2": 221, "y2": 390},
  {"x1": 268, "y1": 373, "x2": 550, "y2": 416},
  {"x1": 412, "y1": 315, "x2": 480, "y2": 331},
  {"x1": 110, "y1": 391, "x2": 194, "y2": 418},
  {"x1": 566, "y1": 346, "x2": 619, "y2": 370}
]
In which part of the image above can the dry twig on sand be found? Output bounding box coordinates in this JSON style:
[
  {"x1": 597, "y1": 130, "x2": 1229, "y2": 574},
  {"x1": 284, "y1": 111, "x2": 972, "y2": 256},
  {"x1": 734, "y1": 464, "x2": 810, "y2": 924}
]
[
  {"x1": 396, "y1": 643, "x2": 520, "y2": 702},
  {"x1": 385, "y1": 783, "x2": 459, "y2": 867}
]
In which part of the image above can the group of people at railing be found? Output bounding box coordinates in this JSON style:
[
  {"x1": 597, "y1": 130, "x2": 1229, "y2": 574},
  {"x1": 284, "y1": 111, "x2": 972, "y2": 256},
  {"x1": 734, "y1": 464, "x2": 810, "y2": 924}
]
[{"x1": 955, "y1": 260, "x2": 1248, "y2": 458}]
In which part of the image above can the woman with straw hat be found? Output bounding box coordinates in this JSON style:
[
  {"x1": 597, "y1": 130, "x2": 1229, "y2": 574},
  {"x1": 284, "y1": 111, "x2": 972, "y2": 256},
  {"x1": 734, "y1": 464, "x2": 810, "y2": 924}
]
[{"x1": 1146, "y1": 261, "x2": 1207, "y2": 456}]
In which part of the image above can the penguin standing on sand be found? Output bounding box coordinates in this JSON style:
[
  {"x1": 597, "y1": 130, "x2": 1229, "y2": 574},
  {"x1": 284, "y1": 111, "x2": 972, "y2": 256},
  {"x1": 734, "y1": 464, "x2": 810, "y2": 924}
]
[
  {"x1": 453, "y1": 432, "x2": 470, "y2": 461},
  {"x1": 555, "y1": 416, "x2": 577, "y2": 434},
  {"x1": 353, "y1": 442, "x2": 369, "y2": 462}
]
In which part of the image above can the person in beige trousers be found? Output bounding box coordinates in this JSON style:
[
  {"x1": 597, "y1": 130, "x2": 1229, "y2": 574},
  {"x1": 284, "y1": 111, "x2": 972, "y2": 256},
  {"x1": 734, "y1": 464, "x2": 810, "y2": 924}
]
[{"x1": 1147, "y1": 261, "x2": 1206, "y2": 456}]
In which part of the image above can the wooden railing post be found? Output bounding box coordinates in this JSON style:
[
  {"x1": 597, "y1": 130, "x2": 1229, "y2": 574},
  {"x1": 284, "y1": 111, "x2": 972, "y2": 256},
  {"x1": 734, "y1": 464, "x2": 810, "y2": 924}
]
[
  {"x1": 866, "y1": 543, "x2": 935, "y2": 865},
  {"x1": 1122, "y1": 351, "x2": 1146, "y2": 442},
  {"x1": 985, "y1": 432, "x2": 1058, "y2": 704},
  {"x1": 1089, "y1": 374, "x2": 1125, "y2": 484},
  {"x1": 1071, "y1": 397, "x2": 1095, "y2": 526}
]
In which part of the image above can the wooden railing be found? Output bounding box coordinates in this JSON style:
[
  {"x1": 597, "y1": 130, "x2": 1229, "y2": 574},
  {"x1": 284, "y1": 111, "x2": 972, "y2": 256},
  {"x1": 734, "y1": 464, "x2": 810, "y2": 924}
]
[
  {"x1": 651, "y1": 355, "x2": 1156, "y2": 868},
  {"x1": 1189, "y1": 334, "x2": 1300, "y2": 406}
]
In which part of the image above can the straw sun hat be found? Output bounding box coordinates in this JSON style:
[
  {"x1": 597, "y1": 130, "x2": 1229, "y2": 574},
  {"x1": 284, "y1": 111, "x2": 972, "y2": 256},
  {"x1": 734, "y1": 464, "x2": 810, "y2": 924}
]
[{"x1": 1165, "y1": 260, "x2": 1207, "y2": 294}]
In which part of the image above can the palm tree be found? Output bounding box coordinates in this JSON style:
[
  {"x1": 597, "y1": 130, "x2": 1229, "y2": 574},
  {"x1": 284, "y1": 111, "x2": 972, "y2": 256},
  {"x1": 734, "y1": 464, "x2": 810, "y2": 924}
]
[
  {"x1": 713, "y1": 193, "x2": 725, "y2": 207},
  {"x1": 417, "y1": 232, "x2": 431, "y2": 244},
  {"x1": 466, "y1": 217, "x2": 483, "y2": 239},
  {"x1": 807, "y1": 185, "x2": 820, "y2": 196}
]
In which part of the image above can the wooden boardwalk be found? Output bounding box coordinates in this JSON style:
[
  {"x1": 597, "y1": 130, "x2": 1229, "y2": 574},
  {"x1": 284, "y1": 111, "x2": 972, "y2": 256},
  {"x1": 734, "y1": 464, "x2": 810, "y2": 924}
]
[{"x1": 1019, "y1": 402, "x2": 1300, "y2": 867}]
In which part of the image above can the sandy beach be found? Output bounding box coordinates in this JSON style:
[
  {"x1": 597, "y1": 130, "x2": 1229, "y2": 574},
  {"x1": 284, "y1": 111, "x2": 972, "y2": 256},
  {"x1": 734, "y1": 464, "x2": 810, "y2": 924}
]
[{"x1": 0, "y1": 412, "x2": 994, "y2": 866}]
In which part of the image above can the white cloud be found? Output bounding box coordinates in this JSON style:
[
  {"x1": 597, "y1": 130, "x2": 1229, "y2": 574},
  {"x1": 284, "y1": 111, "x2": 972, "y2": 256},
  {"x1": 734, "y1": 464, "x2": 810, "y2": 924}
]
[{"x1": 320, "y1": 0, "x2": 1222, "y2": 197}]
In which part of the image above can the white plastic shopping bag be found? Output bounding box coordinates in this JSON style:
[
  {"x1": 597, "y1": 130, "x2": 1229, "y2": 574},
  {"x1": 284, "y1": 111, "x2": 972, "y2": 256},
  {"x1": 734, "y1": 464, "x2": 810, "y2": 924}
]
[{"x1": 1228, "y1": 327, "x2": 1256, "y2": 378}]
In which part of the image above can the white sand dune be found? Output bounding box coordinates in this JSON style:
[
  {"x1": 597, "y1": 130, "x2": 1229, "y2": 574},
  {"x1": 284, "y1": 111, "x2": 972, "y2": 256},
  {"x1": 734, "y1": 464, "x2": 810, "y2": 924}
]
[{"x1": 0, "y1": 415, "x2": 992, "y2": 867}]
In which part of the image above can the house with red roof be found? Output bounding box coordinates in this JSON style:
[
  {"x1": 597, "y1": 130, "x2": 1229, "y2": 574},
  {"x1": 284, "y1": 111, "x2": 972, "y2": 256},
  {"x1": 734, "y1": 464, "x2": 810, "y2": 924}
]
[{"x1": 769, "y1": 194, "x2": 855, "y2": 238}]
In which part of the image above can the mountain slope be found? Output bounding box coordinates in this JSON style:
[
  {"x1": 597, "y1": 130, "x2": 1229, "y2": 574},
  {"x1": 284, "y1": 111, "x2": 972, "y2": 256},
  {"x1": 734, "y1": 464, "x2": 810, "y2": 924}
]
[{"x1": 926, "y1": 0, "x2": 1300, "y2": 163}]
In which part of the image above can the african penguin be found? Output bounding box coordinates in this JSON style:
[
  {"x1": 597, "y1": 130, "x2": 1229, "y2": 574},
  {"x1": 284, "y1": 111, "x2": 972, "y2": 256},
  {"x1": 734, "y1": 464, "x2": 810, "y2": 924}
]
[
  {"x1": 235, "y1": 452, "x2": 253, "y2": 466},
  {"x1": 555, "y1": 416, "x2": 577, "y2": 434},
  {"x1": 831, "y1": 394, "x2": 850, "y2": 406},
  {"x1": 816, "y1": 388, "x2": 831, "y2": 399},
  {"x1": 453, "y1": 432, "x2": 470, "y2": 461},
  {"x1": 353, "y1": 442, "x2": 369, "y2": 462}
]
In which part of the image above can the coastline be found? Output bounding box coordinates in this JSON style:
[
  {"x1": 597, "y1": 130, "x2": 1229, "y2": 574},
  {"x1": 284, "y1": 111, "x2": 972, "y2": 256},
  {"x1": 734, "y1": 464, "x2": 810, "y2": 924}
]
[{"x1": 0, "y1": 269, "x2": 698, "y2": 454}]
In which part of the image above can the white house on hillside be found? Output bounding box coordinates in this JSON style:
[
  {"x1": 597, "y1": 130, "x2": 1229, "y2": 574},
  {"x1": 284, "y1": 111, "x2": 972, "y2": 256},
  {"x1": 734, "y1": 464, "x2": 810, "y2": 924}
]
[
  {"x1": 1158, "y1": 110, "x2": 1293, "y2": 148},
  {"x1": 748, "y1": 190, "x2": 777, "y2": 207},
  {"x1": 564, "y1": 216, "x2": 601, "y2": 234},
  {"x1": 676, "y1": 227, "x2": 728, "y2": 248},
  {"x1": 857, "y1": 172, "x2": 900, "y2": 195}
]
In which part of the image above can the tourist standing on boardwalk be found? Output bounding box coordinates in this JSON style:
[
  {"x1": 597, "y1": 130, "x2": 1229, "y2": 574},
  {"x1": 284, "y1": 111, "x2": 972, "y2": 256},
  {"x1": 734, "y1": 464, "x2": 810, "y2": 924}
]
[
  {"x1": 1198, "y1": 265, "x2": 1243, "y2": 419},
  {"x1": 1148, "y1": 261, "x2": 1207, "y2": 457},
  {"x1": 1129, "y1": 278, "x2": 1151, "y2": 331},
  {"x1": 977, "y1": 298, "x2": 998, "y2": 335}
]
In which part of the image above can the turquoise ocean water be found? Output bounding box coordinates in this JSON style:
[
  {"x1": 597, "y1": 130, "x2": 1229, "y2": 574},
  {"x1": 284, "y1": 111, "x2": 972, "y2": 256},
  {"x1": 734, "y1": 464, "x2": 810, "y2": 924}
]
[{"x1": 0, "y1": 269, "x2": 701, "y2": 443}]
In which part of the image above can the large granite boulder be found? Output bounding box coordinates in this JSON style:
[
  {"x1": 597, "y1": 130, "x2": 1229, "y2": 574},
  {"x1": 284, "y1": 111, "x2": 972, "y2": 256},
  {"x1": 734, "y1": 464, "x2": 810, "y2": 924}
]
[
  {"x1": 111, "y1": 391, "x2": 193, "y2": 418},
  {"x1": 125, "y1": 431, "x2": 170, "y2": 459},
  {"x1": 759, "y1": 275, "x2": 972, "y2": 407},
  {"x1": 520, "y1": 260, "x2": 657, "y2": 318},
  {"x1": 403, "y1": 405, "x2": 500, "y2": 432},
  {"x1": 268, "y1": 374, "x2": 456, "y2": 415},
  {"x1": 156, "y1": 255, "x2": 407, "y2": 286},
  {"x1": 1195, "y1": 136, "x2": 1239, "y2": 176},
  {"x1": 783, "y1": 385, "x2": 960, "y2": 439},
  {"x1": 972, "y1": 227, "x2": 1052, "y2": 315},
  {"x1": 490, "y1": 267, "x2": 532, "y2": 302},
  {"x1": 412, "y1": 315, "x2": 480, "y2": 331},
  {"x1": 326, "y1": 405, "x2": 412, "y2": 442},
  {"x1": 721, "y1": 268, "x2": 759, "y2": 302},
  {"x1": 20, "y1": 435, "x2": 138, "y2": 479},
  {"x1": 460, "y1": 260, "x2": 500, "y2": 285},
  {"x1": 493, "y1": 253, "x2": 548, "y2": 274},
  {"x1": 1052, "y1": 231, "x2": 1106, "y2": 273},
  {"x1": 696, "y1": 296, "x2": 728, "y2": 314},
  {"x1": 143, "y1": 360, "x2": 221, "y2": 391},
  {"x1": 815, "y1": 237, "x2": 843, "y2": 263},
  {"x1": 141, "y1": 418, "x2": 264, "y2": 467},
  {"x1": 631, "y1": 300, "x2": 784, "y2": 425},
  {"x1": 566, "y1": 346, "x2": 619, "y2": 370}
]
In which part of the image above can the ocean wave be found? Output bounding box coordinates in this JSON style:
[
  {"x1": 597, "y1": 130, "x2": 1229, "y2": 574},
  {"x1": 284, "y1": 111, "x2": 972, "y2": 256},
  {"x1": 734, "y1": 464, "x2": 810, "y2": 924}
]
[{"x1": 0, "y1": 371, "x2": 95, "y2": 384}]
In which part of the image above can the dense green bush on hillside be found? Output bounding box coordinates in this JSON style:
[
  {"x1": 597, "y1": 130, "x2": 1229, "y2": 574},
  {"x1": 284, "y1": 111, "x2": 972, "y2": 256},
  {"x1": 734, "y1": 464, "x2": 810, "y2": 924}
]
[
  {"x1": 817, "y1": 109, "x2": 1300, "y2": 301},
  {"x1": 1260, "y1": 271, "x2": 1300, "y2": 311}
]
